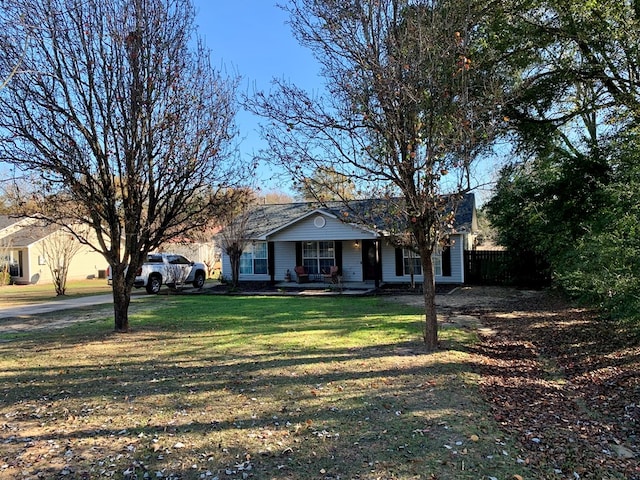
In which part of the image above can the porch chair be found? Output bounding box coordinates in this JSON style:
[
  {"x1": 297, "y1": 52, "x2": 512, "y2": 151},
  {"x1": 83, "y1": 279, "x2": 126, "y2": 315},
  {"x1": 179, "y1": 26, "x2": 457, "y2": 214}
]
[
  {"x1": 322, "y1": 265, "x2": 340, "y2": 284},
  {"x1": 294, "y1": 265, "x2": 310, "y2": 283}
]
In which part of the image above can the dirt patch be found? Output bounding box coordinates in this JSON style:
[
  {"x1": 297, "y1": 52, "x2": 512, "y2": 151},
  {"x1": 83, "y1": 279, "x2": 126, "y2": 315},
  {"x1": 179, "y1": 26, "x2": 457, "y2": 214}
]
[
  {"x1": 385, "y1": 285, "x2": 543, "y2": 309},
  {"x1": 385, "y1": 285, "x2": 543, "y2": 330}
]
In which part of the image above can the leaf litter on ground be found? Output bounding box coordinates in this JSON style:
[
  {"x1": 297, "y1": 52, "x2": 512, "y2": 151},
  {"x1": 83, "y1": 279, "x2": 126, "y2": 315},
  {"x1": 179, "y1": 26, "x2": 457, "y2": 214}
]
[
  {"x1": 2, "y1": 290, "x2": 636, "y2": 479},
  {"x1": 470, "y1": 293, "x2": 639, "y2": 479}
]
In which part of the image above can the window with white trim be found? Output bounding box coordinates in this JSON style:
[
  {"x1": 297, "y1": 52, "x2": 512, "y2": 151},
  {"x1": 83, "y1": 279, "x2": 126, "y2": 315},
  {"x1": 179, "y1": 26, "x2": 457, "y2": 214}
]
[
  {"x1": 240, "y1": 242, "x2": 268, "y2": 275},
  {"x1": 433, "y1": 249, "x2": 443, "y2": 276},
  {"x1": 302, "y1": 241, "x2": 335, "y2": 275},
  {"x1": 403, "y1": 249, "x2": 422, "y2": 275},
  {"x1": 403, "y1": 248, "x2": 443, "y2": 276}
]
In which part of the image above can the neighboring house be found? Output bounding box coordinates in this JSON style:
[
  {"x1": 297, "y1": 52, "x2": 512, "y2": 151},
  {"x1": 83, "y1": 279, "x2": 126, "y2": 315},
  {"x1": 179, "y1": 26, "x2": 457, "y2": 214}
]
[
  {"x1": 219, "y1": 193, "x2": 478, "y2": 285},
  {"x1": 0, "y1": 216, "x2": 107, "y2": 285}
]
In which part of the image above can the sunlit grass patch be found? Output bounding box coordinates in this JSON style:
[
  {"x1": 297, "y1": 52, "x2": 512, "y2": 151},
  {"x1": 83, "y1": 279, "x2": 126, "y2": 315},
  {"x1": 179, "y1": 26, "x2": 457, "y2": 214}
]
[
  {"x1": 0, "y1": 279, "x2": 112, "y2": 306},
  {"x1": 0, "y1": 295, "x2": 533, "y2": 479}
]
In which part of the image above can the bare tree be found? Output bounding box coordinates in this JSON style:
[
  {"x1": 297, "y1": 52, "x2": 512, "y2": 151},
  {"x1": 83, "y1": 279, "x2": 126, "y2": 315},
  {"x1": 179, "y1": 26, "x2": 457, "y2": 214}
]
[
  {"x1": 0, "y1": 238, "x2": 12, "y2": 286},
  {"x1": 39, "y1": 227, "x2": 85, "y2": 296},
  {"x1": 0, "y1": 0, "x2": 246, "y2": 331},
  {"x1": 248, "y1": 0, "x2": 503, "y2": 349},
  {"x1": 216, "y1": 191, "x2": 256, "y2": 289},
  {"x1": 0, "y1": 6, "x2": 29, "y2": 91}
]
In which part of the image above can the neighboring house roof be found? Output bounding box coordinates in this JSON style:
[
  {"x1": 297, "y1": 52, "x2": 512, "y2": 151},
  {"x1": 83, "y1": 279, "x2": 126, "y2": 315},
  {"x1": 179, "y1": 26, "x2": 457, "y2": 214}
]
[
  {"x1": 1, "y1": 222, "x2": 58, "y2": 247},
  {"x1": 0, "y1": 215, "x2": 30, "y2": 233},
  {"x1": 0, "y1": 215, "x2": 18, "y2": 231},
  {"x1": 239, "y1": 193, "x2": 477, "y2": 240}
]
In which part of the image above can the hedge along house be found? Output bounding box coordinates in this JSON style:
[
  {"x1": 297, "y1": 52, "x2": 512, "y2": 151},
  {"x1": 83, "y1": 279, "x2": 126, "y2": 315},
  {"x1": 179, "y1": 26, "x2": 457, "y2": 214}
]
[{"x1": 219, "y1": 193, "x2": 478, "y2": 286}]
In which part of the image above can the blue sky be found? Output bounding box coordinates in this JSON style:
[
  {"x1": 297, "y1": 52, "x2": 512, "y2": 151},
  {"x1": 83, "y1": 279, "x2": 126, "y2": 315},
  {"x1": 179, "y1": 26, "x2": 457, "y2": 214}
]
[
  {"x1": 0, "y1": 1, "x2": 497, "y2": 202},
  {"x1": 193, "y1": 1, "x2": 322, "y2": 193},
  {"x1": 191, "y1": 2, "x2": 499, "y2": 202}
]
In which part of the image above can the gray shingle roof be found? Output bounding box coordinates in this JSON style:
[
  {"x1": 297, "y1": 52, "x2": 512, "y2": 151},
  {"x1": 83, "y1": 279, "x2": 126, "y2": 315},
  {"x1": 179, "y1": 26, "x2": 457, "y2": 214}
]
[
  {"x1": 242, "y1": 193, "x2": 476, "y2": 239},
  {"x1": 244, "y1": 202, "x2": 321, "y2": 238},
  {"x1": 1, "y1": 222, "x2": 57, "y2": 247},
  {"x1": 0, "y1": 215, "x2": 21, "y2": 231}
]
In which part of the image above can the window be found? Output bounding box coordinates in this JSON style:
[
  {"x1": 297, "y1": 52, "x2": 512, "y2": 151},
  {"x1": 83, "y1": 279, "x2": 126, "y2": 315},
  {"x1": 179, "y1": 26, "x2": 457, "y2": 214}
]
[
  {"x1": 253, "y1": 242, "x2": 268, "y2": 274},
  {"x1": 402, "y1": 248, "x2": 443, "y2": 276},
  {"x1": 302, "y1": 241, "x2": 335, "y2": 274},
  {"x1": 403, "y1": 249, "x2": 422, "y2": 275},
  {"x1": 433, "y1": 250, "x2": 443, "y2": 276},
  {"x1": 168, "y1": 255, "x2": 191, "y2": 265},
  {"x1": 240, "y1": 242, "x2": 268, "y2": 275},
  {"x1": 147, "y1": 254, "x2": 164, "y2": 263}
]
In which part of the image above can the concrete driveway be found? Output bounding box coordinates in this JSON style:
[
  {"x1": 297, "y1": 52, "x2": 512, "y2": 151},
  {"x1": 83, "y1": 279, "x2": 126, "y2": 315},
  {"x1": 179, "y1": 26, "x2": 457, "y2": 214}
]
[{"x1": 0, "y1": 294, "x2": 116, "y2": 319}]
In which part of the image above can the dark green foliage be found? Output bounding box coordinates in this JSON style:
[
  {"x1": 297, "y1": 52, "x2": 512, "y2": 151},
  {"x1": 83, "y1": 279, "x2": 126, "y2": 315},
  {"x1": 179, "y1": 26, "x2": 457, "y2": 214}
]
[
  {"x1": 486, "y1": 0, "x2": 640, "y2": 321},
  {"x1": 486, "y1": 149, "x2": 610, "y2": 258},
  {"x1": 487, "y1": 128, "x2": 640, "y2": 321},
  {"x1": 556, "y1": 130, "x2": 640, "y2": 319}
]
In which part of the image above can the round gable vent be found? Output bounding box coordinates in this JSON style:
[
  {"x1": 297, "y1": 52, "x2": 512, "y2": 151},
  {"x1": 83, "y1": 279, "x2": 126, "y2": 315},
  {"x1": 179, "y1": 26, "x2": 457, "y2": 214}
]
[{"x1": 314, "y1": 215, "x2": 326, "y2": 228}]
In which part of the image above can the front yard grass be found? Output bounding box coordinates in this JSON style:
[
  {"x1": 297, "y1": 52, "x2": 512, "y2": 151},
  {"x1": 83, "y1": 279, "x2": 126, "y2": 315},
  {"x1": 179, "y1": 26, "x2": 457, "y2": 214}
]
[
  {"x1": 0, "y1": 295, "x2": 533, "y2": 479},
  {"x1": 0, "y1": 279, "x2": 112, "y2": 307}
]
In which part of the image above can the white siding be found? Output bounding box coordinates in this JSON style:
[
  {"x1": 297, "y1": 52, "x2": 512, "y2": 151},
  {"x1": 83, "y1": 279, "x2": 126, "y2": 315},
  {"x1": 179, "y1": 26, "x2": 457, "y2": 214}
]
[
  {"x1": 340, "y1": 241, "x2": 363, "y2": 282},
  {"x1": 446, "y1": 236, "x2": 465, "y2": 284},
  {"x1": 221, "y1": 250, "x2": 272, "y2": 283},
  {"x1": 269, "y1": 213, "x2": 376, "y2": 242},
  {"x1": 380, "y1": 234, "x2": 465, "y2": 284},
  {"x1": 220, "y1": 209, "x2": 469, "y2": 284},
  {"x1": 223, "y1": 240, "x2": 366, "y2": 282},
  {"x1": 271, "y1": 240, "x2": 364, "y2": 282},
  {"x1": 274, "y1": 242, "x2": 296, "y2": 281}
]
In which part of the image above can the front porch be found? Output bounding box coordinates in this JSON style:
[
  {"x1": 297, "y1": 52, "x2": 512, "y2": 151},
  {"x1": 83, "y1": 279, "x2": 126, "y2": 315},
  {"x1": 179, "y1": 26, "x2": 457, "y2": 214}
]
[{"x1": 274, "y1": 280, "x2": 377, "y2": 293}]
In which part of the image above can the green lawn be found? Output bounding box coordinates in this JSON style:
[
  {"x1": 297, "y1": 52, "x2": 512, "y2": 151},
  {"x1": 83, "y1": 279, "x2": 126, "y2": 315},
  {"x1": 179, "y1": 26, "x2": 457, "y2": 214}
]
[
  {"x1": 0, "y1": 295, "x2": 533, "y2": 479},
  {"x1": 0, "y1": 278, "x2": 112, "y2": 306}
]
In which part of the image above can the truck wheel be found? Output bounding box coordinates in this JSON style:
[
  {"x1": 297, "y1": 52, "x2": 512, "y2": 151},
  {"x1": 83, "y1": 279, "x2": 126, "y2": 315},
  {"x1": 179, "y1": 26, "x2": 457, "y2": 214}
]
[
  {"x1": 146, "y1": 274, "x2": 162, "y2": 294},
  {"x1": 192, "y1": 271, "x2": 205, "y2": 289}
]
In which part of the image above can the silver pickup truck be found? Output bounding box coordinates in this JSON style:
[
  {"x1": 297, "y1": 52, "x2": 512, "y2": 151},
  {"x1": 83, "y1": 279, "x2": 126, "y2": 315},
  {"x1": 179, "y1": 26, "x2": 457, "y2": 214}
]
[{"x1": 108, "y1": 253, "x2": 207, "y2": 294}]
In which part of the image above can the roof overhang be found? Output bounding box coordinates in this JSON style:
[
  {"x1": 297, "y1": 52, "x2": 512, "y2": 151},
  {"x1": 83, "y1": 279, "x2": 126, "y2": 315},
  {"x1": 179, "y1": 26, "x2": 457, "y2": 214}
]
[{"x1": 251, "y1": 208, "x2": 381, "y2": 241}]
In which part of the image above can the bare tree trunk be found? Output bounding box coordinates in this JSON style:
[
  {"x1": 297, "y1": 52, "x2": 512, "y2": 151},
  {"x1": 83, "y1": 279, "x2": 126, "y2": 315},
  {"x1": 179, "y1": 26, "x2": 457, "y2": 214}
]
[
  {"x1": 53, "y1": 267, "x2": 68, "y2": 296},
  {"x1": 421, "y1": 250, "x2": 438, "y2": 350},
  {"x1": 230, "y1": 250, "x2": 241, "y2": 288},
  {"x1": 111, "y1": 266, "x2": 131, "y2": 332}
]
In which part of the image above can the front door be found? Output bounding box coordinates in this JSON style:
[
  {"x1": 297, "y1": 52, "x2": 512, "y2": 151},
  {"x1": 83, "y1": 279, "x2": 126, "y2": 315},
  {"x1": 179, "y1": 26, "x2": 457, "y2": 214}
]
[{"x1": 361, "y1": 240, "x2": 380, "y2": 282}]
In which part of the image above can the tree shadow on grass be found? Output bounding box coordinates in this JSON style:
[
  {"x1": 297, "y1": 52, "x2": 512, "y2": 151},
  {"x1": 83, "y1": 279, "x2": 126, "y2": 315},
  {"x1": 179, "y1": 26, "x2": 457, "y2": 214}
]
[{"x1": 0, "y1": 297, "x2": 535, "y2": 479}]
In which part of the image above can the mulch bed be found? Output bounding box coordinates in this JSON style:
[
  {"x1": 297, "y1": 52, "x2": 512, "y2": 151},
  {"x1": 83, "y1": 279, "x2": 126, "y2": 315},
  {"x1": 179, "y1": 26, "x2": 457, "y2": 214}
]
[
  {"x1": 204, "y1": 281, "x2": 458, "y2": 295},
  {"x1": 467, "y1": 293, "x2": 640, "y2": 479}
]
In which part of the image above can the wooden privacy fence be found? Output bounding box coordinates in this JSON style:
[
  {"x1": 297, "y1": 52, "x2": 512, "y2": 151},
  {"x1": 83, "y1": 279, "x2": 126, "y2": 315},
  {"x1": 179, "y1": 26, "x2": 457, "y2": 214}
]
[{"x1": 464, "y1": 250, "x2": 551, "y2": 288}]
